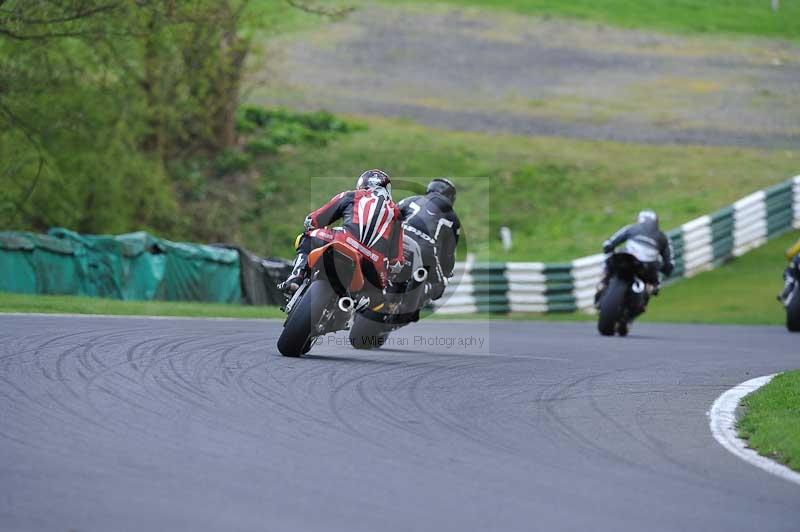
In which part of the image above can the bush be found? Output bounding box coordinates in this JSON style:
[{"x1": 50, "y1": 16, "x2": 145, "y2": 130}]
[
  {"x1": 235, "y1": 106, "x2": 363, "y2": 146},
  {"x1": 245, "y1": 137, "x2": 278, "y2": 155},
  {"x1": 214, "y1": 149, "x2": 253, "y2": 176}
]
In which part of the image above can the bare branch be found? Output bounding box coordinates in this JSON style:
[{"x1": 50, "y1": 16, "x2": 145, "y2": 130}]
[
  {"x1": 285, "y1": 0, "x2": 354, "y2": 18},
  {"x1": 0, "y1": 25, "x2": 132, "y2": 40},
  {"x1": 0, "y1": 100, "x2": 46, "y2": 221},
  {"x1": 0, "y1": 2, "x2": 120, "y2": 25}
]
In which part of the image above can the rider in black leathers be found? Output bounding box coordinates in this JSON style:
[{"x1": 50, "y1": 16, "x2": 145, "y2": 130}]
[
  {"x1": 597, "y1": 210, "x2": 675, "y2": 298},
  {"x1": 778, "y1": 237, "x2": 800, "y2": 303},
  {"x1": 397, "y1": 178, "x2": 461, "y2": 302}
]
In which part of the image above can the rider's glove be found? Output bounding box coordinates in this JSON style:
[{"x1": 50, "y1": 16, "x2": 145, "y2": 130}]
[
  {"x1": 303, "y1": 215, "x2": 314, "y2": 232},
  {"x1": 603, "y1": 244, "x2": 615, "y2": 254}
]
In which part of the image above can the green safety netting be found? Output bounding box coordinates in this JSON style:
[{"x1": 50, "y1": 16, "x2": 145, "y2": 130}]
[
  {"x1": 0, "y1": 231, "x2": 85, "y2": 295},
  {"x1": 214, "y1": 244, "x2": 292, "y2": 306},
  {"x1": 0, "y1": 228, "x2": 243, "y2": 304},
  {"x1": 47, "y1": 228, "x2": 166, "y2": 301},
  {"x1": 153, "y1": 238, "x2": 241, "y2": 303}
]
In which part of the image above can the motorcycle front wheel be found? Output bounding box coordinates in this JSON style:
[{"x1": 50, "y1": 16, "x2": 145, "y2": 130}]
[{"x1": 277, "y1": 281, "x2": 335, "y2": 356}]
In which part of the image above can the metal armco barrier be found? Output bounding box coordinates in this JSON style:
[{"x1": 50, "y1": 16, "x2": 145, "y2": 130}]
[{"x1": 434, "y1": 175, "x2": 800, "y2": 314}]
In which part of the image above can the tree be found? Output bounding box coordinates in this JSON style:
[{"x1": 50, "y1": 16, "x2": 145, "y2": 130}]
[{"x1": 0, "y1": 0, "x2": 353, "y2": 241}]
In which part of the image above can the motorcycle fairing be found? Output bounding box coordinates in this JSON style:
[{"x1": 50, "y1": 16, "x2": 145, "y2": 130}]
[{"x1": 307, "y1": 228, "x2": 389, "y2": 290}]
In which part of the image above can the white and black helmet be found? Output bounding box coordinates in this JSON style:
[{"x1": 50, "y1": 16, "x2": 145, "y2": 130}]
[
  {"x1": 637, "y1": 209, "x2": 658, "y2": 225},
  {"x1": 356, "y1": 169, "x2": 392, "y2": 198}
]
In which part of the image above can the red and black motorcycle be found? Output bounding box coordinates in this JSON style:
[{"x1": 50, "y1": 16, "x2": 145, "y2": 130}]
[{"x1": 277, "y1": 228, "x2": 390, "y2": 357}]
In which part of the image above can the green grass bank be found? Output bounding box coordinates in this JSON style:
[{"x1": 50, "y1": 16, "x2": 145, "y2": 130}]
[
  {"x1": 739, "y1": 371, "x2": 800, "y2": 472},
  {"x1": 393, "y1": 0, "x2": 800, "y2": 40},
  {"x1": 642, "y1": 231, "x2": 798, "y2": 326},
  {"x1": 260, "y1": 116, "x2": 798, "y2": 262}
]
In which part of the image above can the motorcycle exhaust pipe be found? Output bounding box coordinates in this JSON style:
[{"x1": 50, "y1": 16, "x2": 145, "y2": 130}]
[
  {"x1": 338, "y1": 296, "x2": 355, "y2": 312},
  {"x1": 413, "y1": 267, "x2": 428, "y2": 283}
]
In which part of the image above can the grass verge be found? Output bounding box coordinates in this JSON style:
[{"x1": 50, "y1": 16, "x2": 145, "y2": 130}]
[
  {"x1": 434, "y1": 230, "x2": 797, "y2": 325},
  {"x1": 738, "y1": 370, "x2": 800, "y2": 472},
  {"x1": 642, "y1": 231, "x2": 797, "y2": 326},
  {"x1": 0, "y1": 293, "x2": 284, "y2": 320},
  {"x1": 392, "y1": 0, "x2": 800, "y2": 40},
  {"x1": 434, "y1": 229, "x2": 798, "y2": 325},
  {"x1": 0, "y1": 291, "x2": 593, "y2": 322}
]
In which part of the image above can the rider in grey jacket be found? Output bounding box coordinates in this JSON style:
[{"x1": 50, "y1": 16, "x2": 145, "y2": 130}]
[{"x1": 598, "y1": 210, "x2": 675, "y2": 295}]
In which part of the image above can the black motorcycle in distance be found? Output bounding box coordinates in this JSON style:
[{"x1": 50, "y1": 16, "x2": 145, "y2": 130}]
[
  {"x1": 596, "y1": 252, "x2": 651, "y2": 337},
  {"x1": 781, "y1": 267, "x2": 800, "y2": 332}
]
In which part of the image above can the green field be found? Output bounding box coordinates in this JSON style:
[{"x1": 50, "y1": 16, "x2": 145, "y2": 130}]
[
  {"x1": 258, "y1": 116, "x2": 798, "y2": 262},
  {"x1": 468, "y1": 230, "x2": 796, "y2": 326},
  {"x1": 643, "y1": 231, "x2": 797, "y2": 326},
  {"x1": 739, "y1": 370, "x2": 800, "y2": 472},
  {"x1": 393, "y1": 0, "x2": 800, "y2": 39}
]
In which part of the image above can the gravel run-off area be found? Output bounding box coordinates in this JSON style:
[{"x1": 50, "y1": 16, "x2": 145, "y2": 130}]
[{"x1": 256, "y1": 3, "x2": 800, "y2": 148}]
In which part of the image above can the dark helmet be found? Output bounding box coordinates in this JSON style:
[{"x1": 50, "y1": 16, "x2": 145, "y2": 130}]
[
  {"x1": 356, "y1": 169, "x2": 392, "y2": 198},
  {"x1": 427, "y1": 178, "x2": 456, "y2": 204}
]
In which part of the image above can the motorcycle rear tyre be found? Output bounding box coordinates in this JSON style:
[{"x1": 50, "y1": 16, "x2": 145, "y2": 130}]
[
  {"x1": 349, "y1": 313, "x2": 391, "y2": 350},
  {"x1": 787, "y1": 285, "x2": 800, "y2": 332},
  {"x1": 598, "y1": 278, "x2": 626, "y2": 336}
]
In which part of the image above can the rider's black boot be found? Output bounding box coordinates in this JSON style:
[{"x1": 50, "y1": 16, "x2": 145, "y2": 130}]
[{"x1": 279, "y1": 253, "x2": 308, "y2": 296}]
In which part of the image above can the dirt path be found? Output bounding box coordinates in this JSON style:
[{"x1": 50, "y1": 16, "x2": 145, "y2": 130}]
[{"x1": 256, "y1": 3, "x2": 800, "y2": 148}]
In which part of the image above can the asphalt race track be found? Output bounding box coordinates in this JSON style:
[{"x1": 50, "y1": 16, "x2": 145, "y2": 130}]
[{"x1": 1, "y1": 315, "x2": 798, "y2": 532}]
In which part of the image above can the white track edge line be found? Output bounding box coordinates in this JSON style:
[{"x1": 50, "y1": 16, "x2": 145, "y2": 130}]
[{"x1": 708, "y1": 373, "x2": 800, "y2": 486}]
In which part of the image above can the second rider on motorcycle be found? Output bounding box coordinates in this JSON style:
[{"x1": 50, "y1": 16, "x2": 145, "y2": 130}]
[
  {"x1": 347, "y1": 178, "x2": 462, "y2": 349},
  {"x1": 398, "y1": 178, "x2": 461, "y2": 302}
]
